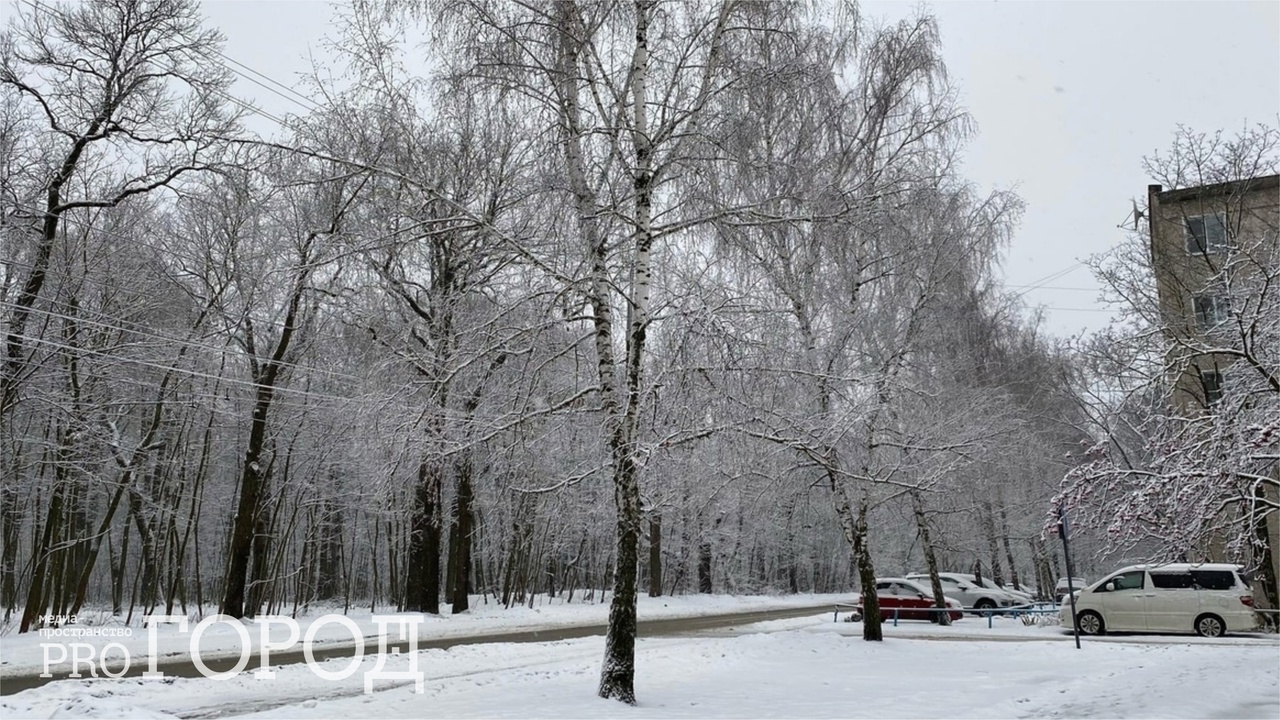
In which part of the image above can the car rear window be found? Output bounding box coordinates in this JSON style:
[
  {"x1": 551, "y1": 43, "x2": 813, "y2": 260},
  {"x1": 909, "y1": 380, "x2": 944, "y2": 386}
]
[
  {"x1": 1150, "y1": 572, "x2": 1195, "y2": 589},
  {"x1": 1191, "y1": 570, "x2": 1237, "y2": 590}
]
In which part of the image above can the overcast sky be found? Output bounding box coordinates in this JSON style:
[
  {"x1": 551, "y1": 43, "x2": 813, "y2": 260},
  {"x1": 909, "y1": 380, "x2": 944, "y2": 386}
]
[{"x1": 196, "y1": 0, "x2": 1280, "y2": 338}]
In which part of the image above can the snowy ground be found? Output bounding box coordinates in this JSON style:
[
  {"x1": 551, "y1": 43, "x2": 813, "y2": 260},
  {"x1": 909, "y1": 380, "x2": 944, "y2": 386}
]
[
  {"x1": 1, "y1": 593, "x2": 845, "y2": 678},
  {"x1": 2, "y1": 600, "x2": 1277, "y2": 719}
]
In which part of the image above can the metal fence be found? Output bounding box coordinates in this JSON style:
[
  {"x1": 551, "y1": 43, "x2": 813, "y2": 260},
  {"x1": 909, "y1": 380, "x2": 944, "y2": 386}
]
[
  {"x1": 833, "y1": 602, "x2": 1062, "y2": 628},
  {"x1": 834, "y1": 603, "x2": 1280, "y2": 631}
]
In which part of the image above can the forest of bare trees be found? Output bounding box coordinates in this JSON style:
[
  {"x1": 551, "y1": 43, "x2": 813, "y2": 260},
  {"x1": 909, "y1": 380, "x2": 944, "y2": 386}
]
[{"x1": 0, "y1": 0, "x2": 1174, "y2": 704}]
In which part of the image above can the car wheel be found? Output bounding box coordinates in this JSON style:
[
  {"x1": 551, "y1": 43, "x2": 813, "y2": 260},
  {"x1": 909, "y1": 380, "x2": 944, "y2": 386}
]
[
  {"x1": 975, "y1": 598, "x2": 996, "y2": 610},
  {"x1": 1195, "y1": 614, "x2": 1225, "y2": 638},
  {"x1": 1076, "y1": 610, "x2": 1105, "y2": 635}
]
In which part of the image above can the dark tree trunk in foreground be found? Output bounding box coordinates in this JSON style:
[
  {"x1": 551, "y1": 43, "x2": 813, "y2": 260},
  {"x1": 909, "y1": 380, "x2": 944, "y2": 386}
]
[
  {"x1": 853, "y1": 496, "x2": 882, "y2": 641},
  {"x1": 598, "y1": 455, "x2": 642, "y2": 703}
]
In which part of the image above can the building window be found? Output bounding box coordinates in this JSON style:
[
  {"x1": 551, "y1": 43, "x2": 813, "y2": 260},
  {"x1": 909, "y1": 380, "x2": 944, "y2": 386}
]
[
  {"x1": 1199, "y1": 369, "x2": 1224, "y2": 405},
  {"x1": 1185, "y1": 214, "x2": 1228, "y2": 254},
  {"x1": 1193, "y1": 295, "x2": 1231, "y2": 328}
]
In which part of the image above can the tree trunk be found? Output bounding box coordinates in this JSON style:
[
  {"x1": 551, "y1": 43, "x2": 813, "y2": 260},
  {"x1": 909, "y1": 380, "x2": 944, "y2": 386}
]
[
  {"x1": 981, "y1": 502, "x2": 1004, "y2": 587},
  {"x1": 0, "y1": 482, "x2": 20, "y2": 619},
  {"x1": 647, "y1": 514, "x2": 662, "y2": 597},
  {"x1": 697, "y1": 537, "x2": 713, "y2": 594},
  {"x1": 998, "y1": 504, "x2": 1021, "y2": 591},
  {"x1": 221, "y1": 260, "x2": 309, "y2": 619},
  {"x1": 221, "y1": 392, "x2": 273, "y2": 620},
  {"x1": 910, "y1": 490, "x2": 950, "y2": 625},
  {"x1": 404, "y1": 459, "x2": 442, "y2": 614},
  {"x1": 19, "y1": 435, "x2": 70, "y2": 633},
  {"x1": 598, "y1": 454, "x2": 642, "y2": 703},
  {"x1": 112, "y1": 521, "x2": 129, "y2": 615},
  {"x1": 1030, "y1": 536, "x2": 1051, "y2": 601},
  {"x1": 450, "y1": 453, "x2": 474, "y2": 613},
  {"x1": 853, "y1": 496, "x2": 882, "y2": 641},
  {"x1": 317, "y1": 499, "x2": 344, "y2": 601},
  {"x1": 1253, "y1": 484, "x2": 1279, "y2": 629},
  {"x1": 128, "y1": 488, "x2": 159, "y2": 614}
]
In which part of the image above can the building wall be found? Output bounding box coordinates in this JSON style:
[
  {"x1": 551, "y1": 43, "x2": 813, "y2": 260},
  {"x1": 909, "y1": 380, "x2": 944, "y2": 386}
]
[
  {"x1": 1146, "y1": 175, "x2": 1280, "y2": 605},
  {"x1": 1148, "y1": 175, "x2": 1279, "y2": 410}
]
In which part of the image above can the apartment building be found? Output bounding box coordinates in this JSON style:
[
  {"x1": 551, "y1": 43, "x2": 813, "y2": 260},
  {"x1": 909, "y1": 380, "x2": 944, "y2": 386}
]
[
  {"x1": 1147, "y1": 173, "x2": 1278, "y2": 408},
  {"x1": 1145, "y1": 173, "x2": 1279, "y2": 610}
]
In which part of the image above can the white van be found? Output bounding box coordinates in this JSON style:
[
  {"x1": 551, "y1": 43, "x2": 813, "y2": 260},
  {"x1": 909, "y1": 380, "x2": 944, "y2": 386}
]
[{"x1": 1060, "y1": 563, "x2": 1257, "y2": 637}]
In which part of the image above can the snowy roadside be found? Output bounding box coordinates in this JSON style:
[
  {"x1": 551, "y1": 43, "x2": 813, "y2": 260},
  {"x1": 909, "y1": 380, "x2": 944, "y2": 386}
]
[
  {"x1": 0, "y1": 593, "x2": 849, "y2": 678},
  {"x1": 2, "y1": 613, "x2": 1276, "y2": 719}
]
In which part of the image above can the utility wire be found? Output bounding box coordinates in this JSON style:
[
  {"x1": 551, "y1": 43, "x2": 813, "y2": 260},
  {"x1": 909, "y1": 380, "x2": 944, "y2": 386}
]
[{"x1": 1008, "y1": 261, "x2": 1088, "y2": 298}]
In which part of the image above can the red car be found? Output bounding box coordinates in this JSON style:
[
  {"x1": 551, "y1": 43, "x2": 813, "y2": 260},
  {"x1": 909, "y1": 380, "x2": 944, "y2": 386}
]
[{"x1": 854, "y1": 577, "x2": 964, "y2": 622}]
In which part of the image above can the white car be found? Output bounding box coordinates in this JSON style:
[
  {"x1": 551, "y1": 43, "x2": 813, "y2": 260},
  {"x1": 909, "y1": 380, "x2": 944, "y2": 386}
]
[
  {"x1": 1059, "y1": 563, "x2": 1256, "y2": 637},
  {"x1": 1055, "y1": 576, "x2": 1088, "y2": 601},
  {"x1": 905, "y1": 572, "x2": 1019, "y2": 611},
  {"x1": 957, "y1": 574, "x2": 1035, "y2": 605}
]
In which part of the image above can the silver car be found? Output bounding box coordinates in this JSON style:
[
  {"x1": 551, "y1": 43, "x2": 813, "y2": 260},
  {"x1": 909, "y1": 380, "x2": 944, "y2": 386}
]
[{"x1": 905, "y1": 572, "x2": 1019, "y2": 610}]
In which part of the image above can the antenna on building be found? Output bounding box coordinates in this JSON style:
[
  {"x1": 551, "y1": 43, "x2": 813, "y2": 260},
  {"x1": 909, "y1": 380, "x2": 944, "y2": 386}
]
[{"x1": 1132, "y1": 199, "x2": 1145, "y2": 231}]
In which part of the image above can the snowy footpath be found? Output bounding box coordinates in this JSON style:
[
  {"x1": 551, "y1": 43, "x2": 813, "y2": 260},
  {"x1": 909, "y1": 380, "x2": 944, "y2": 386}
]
[{"x1": 2, "y1": 596, "x2": 1278, "y2": 719}]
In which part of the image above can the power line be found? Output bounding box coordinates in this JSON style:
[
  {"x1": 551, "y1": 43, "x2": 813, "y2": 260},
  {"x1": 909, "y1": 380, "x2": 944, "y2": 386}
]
[
  {"x1": 1008, "y1": 261, "x2": 1088, "y2": 298},
  {"x1": 15, "y1": 0, "x2": 320, "y2": 115},
  {"x1": 13, "y1": 0, "x2": 300, "y2": 130},
  {"x1": 1004, "y1": 285, "x2": 1098, "y2": 292},
  {"x1": 218, "y1": 54, "x2": 321, "y2": 112}
]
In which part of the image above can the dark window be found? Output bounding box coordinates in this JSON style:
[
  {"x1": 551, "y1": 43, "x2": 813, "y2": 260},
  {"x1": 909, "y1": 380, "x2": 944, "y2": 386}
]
[
  {"x1": 1191, "y1": 570, "x2": 1237, "y2": 590},
  {"x1": 1193, "y1": 295, "x2": 1230, "y2": 328},
  {"x1": 1200, "y1": 370, "x2": 1224, "y2": 405},
  {"x1": 1151, "y1": 573, "x2": 1195, "y2": 589},
  {"x1": 1097, "y1": 570, "x2": 1146, "y2": 592},
  {"x1": 1186, "y1": 214, "x2": 1228, "y2": 254}
]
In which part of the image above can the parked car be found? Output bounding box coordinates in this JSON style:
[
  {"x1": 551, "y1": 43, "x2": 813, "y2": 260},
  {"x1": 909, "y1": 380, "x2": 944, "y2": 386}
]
[
  {"x1": 1055, "y1": 576, "x2": 1088, "y2": 601},
  {"x1": 955, "y1": 573, "x2": 1035, "y2": 605},
  {"x1": 853, "y1": 578, "x2": 964, "y2": 622},
  {"x1": 905, "y1": 572, "x2": 1019, "y2": 611},
  {"x1": 1059, "y1": 563, "x2": 1256, "y2": 637}
]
